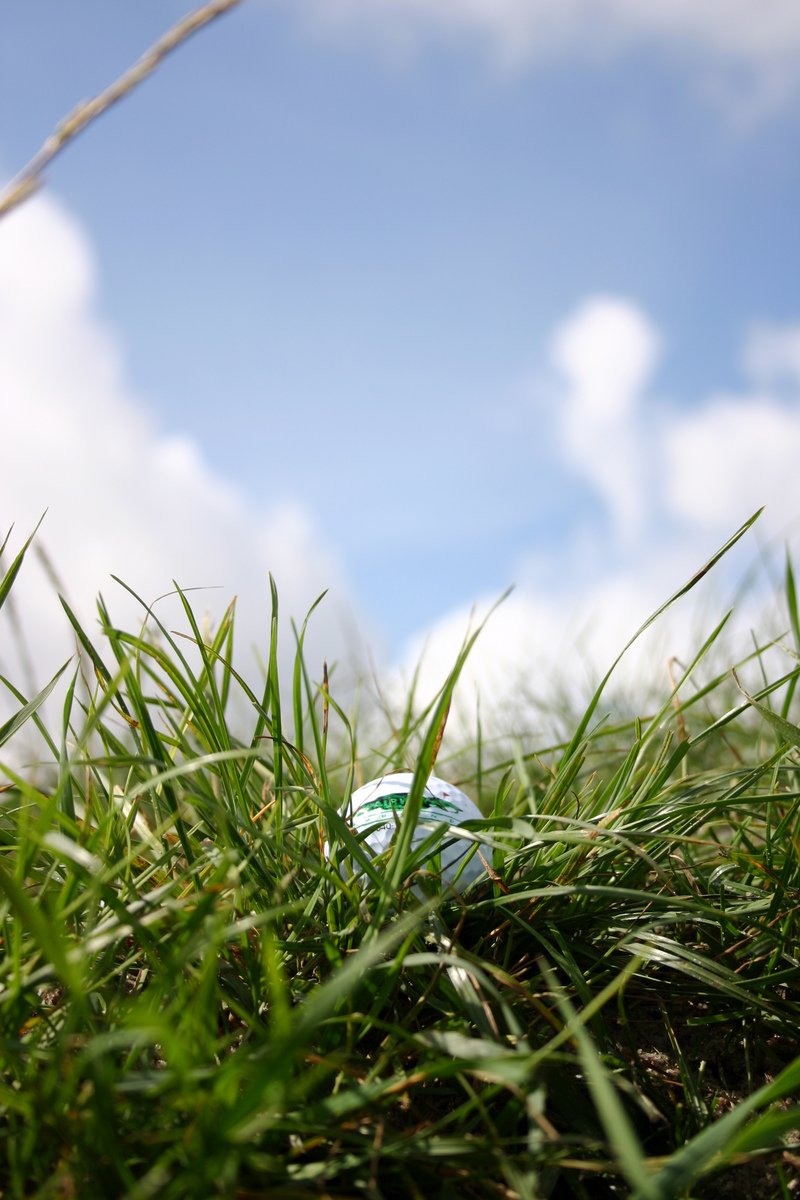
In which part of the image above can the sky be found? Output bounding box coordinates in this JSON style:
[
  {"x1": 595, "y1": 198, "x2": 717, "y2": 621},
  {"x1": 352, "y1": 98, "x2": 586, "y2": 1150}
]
[{"x1": 2, "y1": 0, "x2": 800, "y2": 730}]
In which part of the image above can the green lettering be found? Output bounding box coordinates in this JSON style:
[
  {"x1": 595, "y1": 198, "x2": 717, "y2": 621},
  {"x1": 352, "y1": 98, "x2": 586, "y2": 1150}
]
[{"x1": 359, "y1": 792, "x2": 459, "y2": 816}]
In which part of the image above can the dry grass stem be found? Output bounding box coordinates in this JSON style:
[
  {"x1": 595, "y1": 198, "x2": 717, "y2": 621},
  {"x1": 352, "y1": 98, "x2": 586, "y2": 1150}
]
[{"x1": 0, "y1": 0, "x2": 244, "y2": 220}]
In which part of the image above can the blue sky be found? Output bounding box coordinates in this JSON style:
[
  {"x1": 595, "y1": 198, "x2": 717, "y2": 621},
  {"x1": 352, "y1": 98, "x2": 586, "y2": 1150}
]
[{"x1": 2, "y1": 0, "x2": 800, "y2": 709}]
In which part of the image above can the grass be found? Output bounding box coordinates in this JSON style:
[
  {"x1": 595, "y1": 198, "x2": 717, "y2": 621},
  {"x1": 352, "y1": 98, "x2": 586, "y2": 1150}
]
[{"x1": 1, "y1": 513, "x2": 800, "y2": 1199}]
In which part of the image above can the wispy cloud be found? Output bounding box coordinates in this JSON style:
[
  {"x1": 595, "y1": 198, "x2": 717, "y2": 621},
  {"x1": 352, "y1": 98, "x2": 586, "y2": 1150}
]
[
  {"x1": 282, "y1": 0, "x2": 800, "y2": 118},
  {"x1": 743, "y1": 320, "x2": 800, "y2": 386}
]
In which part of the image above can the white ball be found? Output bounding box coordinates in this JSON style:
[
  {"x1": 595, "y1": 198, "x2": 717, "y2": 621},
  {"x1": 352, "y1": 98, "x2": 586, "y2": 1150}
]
[{"x1": 339, "y1": 771, "x2": 484, "y2": 892}]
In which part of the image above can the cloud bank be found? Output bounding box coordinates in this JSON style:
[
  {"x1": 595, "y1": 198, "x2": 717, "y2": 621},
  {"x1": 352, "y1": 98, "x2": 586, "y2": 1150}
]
[
  {"x1": 550, "y1": 298, "x2": 800, "y2": 546},
  {"x1": 393, "y1": 295, "x2": 800, "y2": 744},
  {"x1": 2, "y1": 195, "x2": 798, "y2": 759},
  {"x1": 0, "y1": 196, "x2": 364, "y2": 710}
]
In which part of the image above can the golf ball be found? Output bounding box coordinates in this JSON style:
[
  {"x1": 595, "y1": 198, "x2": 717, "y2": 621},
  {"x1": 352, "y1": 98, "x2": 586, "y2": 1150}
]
[{"x1": 339, "y1": 771, "x2": 484, "y2": 891}]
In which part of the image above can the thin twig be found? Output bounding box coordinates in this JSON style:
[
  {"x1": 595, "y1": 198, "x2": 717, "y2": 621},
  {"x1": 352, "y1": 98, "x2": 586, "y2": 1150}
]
[{"x1": 0, "y1": 0, "x2": 244, "y2": 221}]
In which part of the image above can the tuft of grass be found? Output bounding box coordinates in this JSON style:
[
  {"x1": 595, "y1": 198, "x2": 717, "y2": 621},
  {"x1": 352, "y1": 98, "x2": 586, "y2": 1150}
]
[{"x1": 1, "y1": 516, "x2": 800, "y2": 1199}]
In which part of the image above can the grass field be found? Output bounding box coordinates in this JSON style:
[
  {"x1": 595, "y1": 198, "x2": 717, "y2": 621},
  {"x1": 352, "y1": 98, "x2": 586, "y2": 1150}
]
[{"x1": 1, "y1": 514, "x2": 800, "y2": 1199}]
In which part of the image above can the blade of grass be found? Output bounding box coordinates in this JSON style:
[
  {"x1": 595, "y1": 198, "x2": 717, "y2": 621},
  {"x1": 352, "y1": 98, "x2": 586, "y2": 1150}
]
[
  {"x1": 0, "y1": 660, "x2": 71, "y2": 748},
  {"x1": 646, "y1": 1055, "x2": 800, "y2": 1197},
  {"x1": 0, "y1": 514, "x2": 46, "y2": 616},
  {"x1": 540, "y1": 958, "x2": 659, "y2": 1200}
]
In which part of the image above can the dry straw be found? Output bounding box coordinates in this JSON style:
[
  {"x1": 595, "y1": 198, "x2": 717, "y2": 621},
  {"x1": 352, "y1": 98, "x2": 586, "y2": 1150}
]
[{"x1": 0, "y1": 0, "x2": 244, "y2": 221}]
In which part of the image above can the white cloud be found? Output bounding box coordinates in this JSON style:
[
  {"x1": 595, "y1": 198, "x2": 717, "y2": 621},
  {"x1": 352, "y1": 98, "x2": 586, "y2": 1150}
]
[
  {"x1": 0, "y1": 196, "x2": 364, "y2": 715},
  {"x1": 548, "y1": 296, "x2": 800, "y2": 550},
  {"x1": 661, "y1": 317, "x2": 800, "y2": 541},
  {"x1": 4, "y1": 190, "x2": 797, "y2": 772},
  {"x1": 744, "y1": 321, "x2": 800, "y2": 386},
  {"x1": 390, "y1": 298, "x2": 800, "y2": 746},
  {"x1": 552, "y1": 297, "x2": 660, "y2": 421},
  {"x1": 387, "y1": 554, "x2": 750, "y2": 755},
  {"x1": 286, "y1": 0, "x2": 800, "y2": 115},
  {"x1": 550, "y1": 296, "x2": 661, "y2": 542},
  {"x1": 662, "y1": 393, "x2": 800, "y2": 533}
]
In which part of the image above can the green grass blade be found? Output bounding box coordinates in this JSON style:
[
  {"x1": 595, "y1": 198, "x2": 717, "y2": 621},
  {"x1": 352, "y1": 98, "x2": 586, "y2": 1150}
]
[
  {"x1": 646, "y1": 1055, "x2": 800, "y2": 1197},
  {"x1": 0, "y1": 513, "x2": 45, "y2": 616},
  {"x1": 541, "y1": 960, "x2": 660, "y2": 1200},
  {"x1": 0, "y1": 659, "x2": 71, "y2": 747}
]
